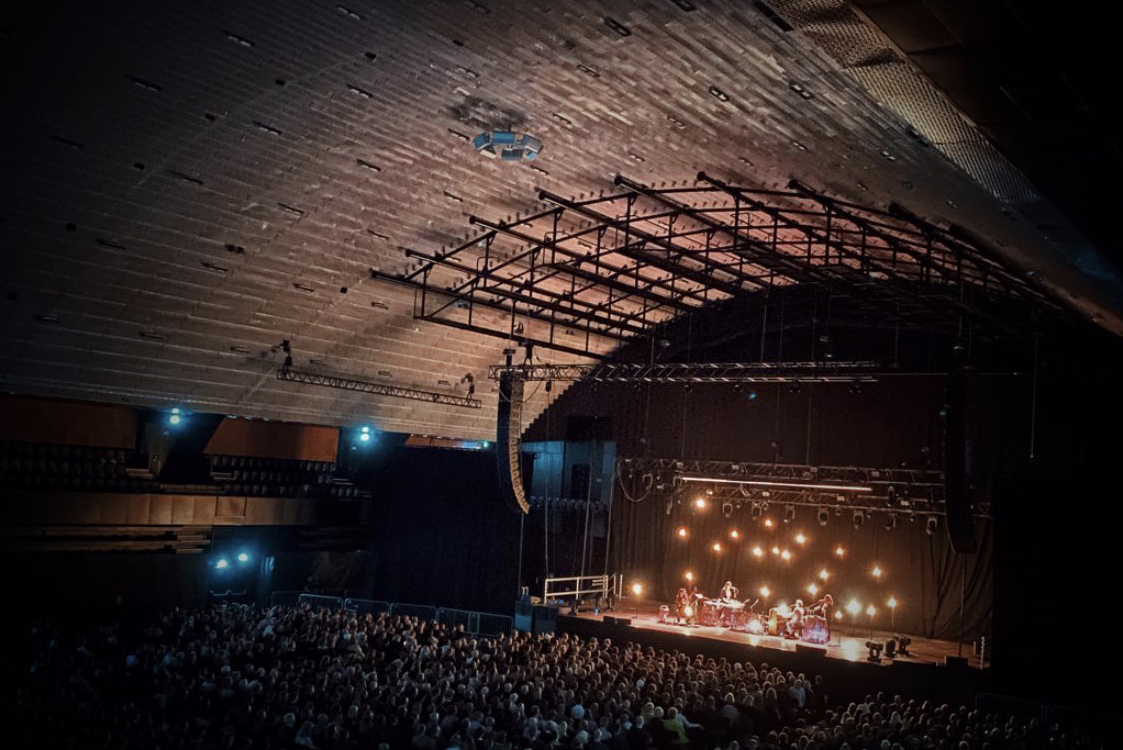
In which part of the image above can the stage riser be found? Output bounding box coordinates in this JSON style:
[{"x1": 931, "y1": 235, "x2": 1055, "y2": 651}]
[{"x1": 559, "y1": 615, "x2": 984, "y2": 707}]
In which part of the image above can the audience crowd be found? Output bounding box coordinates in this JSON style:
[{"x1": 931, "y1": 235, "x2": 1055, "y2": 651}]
[{"x1": 8, "y1": 604, "x2": 1097, "y2": 750}]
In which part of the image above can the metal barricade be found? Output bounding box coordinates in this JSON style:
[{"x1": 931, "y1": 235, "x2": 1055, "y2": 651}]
[
  {"x1": 343, "y1": 598, "x2": 391, "y2": 616},
  {"x1": 437, "y1": 608, "x2": 513, "y2": 636},
  {"x1": 298, "y1": 593, "x2": 345, "y2": 611},
  {"x1": 269, "y1": 591, "x2": 302, "y2": 607},
  {"x1": 475, "y1": 612, "x2": 513, "y2": 636},
  {"x1": 390, "y1": 602, "x2": 438, "y2": 620},
  {"x1": 543, "y1": 573, "x2": 616, "y2": 605}
]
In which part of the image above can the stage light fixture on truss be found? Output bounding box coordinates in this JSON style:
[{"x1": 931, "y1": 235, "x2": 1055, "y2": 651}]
[
  {"x1": 886, "y1": 513, "x2": 899, "y2": 531},
  {"x1": 853, "y1": 510, "x2": 865, "y2": 528},
  {"x1": 722, "y1": 500, "x2": 734, "y2": 518},
  {"x1": 750, "y1": 502, "x2": 762, "y2": 521},
  {"x1": 817, "y1": 507, "x2": 830, "y2": 526},
  {"x1": 784, "y1": 505, "x2": 796, "y2": 523},
  {"x1": 926, "y1": 516, "x2": 939, "y2": 536}
]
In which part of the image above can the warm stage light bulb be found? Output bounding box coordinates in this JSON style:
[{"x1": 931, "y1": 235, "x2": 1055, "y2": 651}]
[
  {"x1": 752, "y1": 546, "x2": 764, "y2": 558},
  {"x1": 685, "y1": 571, "x2": 694, "y2": 581},
  {"x1": 730, "y1": 529, "x2": 740, "y2": 539},
  {"x1": 819, "y1": 569, "x2": 829, "y2": 581},
  {"x1": 866, "y1": 604, "x2": 877, "y2": 617},
  {"x1": 780, "y1": 549, "x2": 792, "y2": 561},
  {"x1": 846, "y1": 598, "x2": 861, "y2": 615},
  {"x1": 835, "y1": 545, "x2": 846, "y2": 557},
  {"x1": 677, "y1": 527, "x2": 688, "y2": 538},
  {"x1": 771, "y1": 546, "x2": 781, "y2": 555},
  {"x1": 760, "y1": 586, "x2": 771, "y2": 598},
  {"x1": 835, "y1": 611, "x2": 843, "y2": 620},
  {"x1": 694, "y1": 497, "x2": 708, "y2": 510},
  {"x1": 872, "y1": 565, "x2": 882, "y2": 579},
  {"x1": 763, "y1": 518, "x2": 774, "y2": 528},
  {"x1": 807, "y1": 583, "x2": 819, "y2": 595},
  {"x1": 712, "y1": 542, "x2": 723, "y2": 553},
  {"x1": 794, "y1": 532, "x2": 807, "y2": 545},
  {"x1": 887, "y1": 596, "x2": 897, "y2": 609},
  {"x1": 631, "y1": 583, "x2": 643, "y2": 596}
]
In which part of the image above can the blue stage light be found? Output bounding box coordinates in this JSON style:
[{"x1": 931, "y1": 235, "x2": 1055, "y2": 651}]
[
  {"x1": 215, "y1": 558, "x2": 229, "y2": 569},
  {"x1": 237, "y1": 552, "x2": 249, "y2": 563}
]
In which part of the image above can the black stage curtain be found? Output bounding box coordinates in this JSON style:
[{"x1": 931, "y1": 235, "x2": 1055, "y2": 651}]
[
  {"x1": 364, "y1": 447, "x2": 521, "y2": 615},
  {"x1": 610, "y1": 489, "x2": 992, "y2": 641}
]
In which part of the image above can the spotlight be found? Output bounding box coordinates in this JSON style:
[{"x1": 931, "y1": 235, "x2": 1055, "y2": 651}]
[
  {"x1": 722, "y1": 501, "x2": 734, "y2": 518},
  {"x1": 763, "y1": 517, "x2": 774, "y2": 529},
  {"x1": 747, "y1": 389, "x2": 759, "y2": 402},
  {"x1": 729, "y1": 528, "x2": 741, "y2": 540},
  {"x1": 770, "y1": 545, "x2": 781, "y2": 555},
  {"x1": 237, "y1": 552, "x2": 249, "y2": 563},
  {"x1": 807, "y1": 583, "x2": 819, "y2": 596},
  {"x1": 865, "y1": 640, "x2": 884, "y2": 662},
  {"x1": 677, "y1": 527, "x2": 688, "y2": 539},
  {"x1": 896, "y1": 635, "x2": 912, "y2": 655},
  {"x1": 884, "y1": 638, "x2": 898, "y2": 658},
  {"x1": 926, "y1": 516, "x2": 939, "y2": 536},
  {"x1": 817, "y1": 507, "x2": 829, "y2": 526},
  {"x1": 215, "y1": 558, "x2": 229, "y2": 570},
  {"x1": 359, "y1": 432, "x2": 371, "y2": 442},
  {"x1": 846, "y1": 599, "x2": 861, "y2": 615},
  {"x1": 852, "y1": 510, "x2": 864, "y2": 528},
  {"x1": 887, "y1": 596, "x2": 897, "y2": 609},
  {"x1": 752, "y1": 546, "x2": 764, "y2": 558},
  {"x1": 835, "y1": 545, "x2": 846, "y2": 557},
  {"x1": 711, "y1": 542, "x2": 723, "y2": 553},
  {"x1": 685, "y1": 571, "x2": 694, "y2": 582},
  {"x1": 759, "y1": 586, "x2": 771, "y2": 598},
  {"x1": 871, "y1": 565, "x2": 883, "y2": 579},
  {"x1": 866, "y1": 604, "x2": 877, "y2": 617},
  {"x1": 835, "y1": 611, "x2": 843, "y2": 620},
  {"x1": 780, "y1": 549, "x2": 792, "y2": 561},
  {"x1": 886, "y1": 513, "x2": 898, "y2": 531},
  {"x1": 750, "y1": 502, "x2": 762, "y2": 521},
  {"x1": 794, "y1": 532, "x2": 807, "y2": 545},
  {"x1": 784, "y1": 505, "x2": 796, "y2": 523},
  {"x1": 631, "y1": 582, "x2": 644, "y2": 596},
  {"x1": 168, "y1": 413, "x2": 182, "y2": 426},
  {"x1": 818, "y1": 569, "x2": 829, "y2": 581},
  {"x1": 694, "y1": 497, "x2": 708, "y2": 510}
]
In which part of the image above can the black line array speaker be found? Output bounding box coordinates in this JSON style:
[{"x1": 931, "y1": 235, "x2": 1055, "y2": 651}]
[
  {"x1": 943, "y1": 364, "x2": 977, "y2": 553},
  {"x1": 496, "y1": 373, "x2": 530, "y2": 514}
]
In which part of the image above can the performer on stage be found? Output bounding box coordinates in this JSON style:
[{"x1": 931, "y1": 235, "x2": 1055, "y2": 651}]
[
  {"x1": 802, "y1": 593, "x2": 834, "y2": 644},
  {"x1": 718, "y1": 581, "x2": 739, "y2": 627},
  {"x1": 808, "y1": 593, "x2": 834, "y2": 618},
  {"x1": 674, "y1": 587, "x2": 692, "y2": 625},
  {"x1": 785, "y1": 598, "x2": 806, "y2": 638}
]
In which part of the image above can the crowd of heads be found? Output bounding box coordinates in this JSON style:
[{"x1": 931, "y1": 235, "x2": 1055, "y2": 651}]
[{"x1": 9, "y1": 604, "x2": 1096, "y2": 750}]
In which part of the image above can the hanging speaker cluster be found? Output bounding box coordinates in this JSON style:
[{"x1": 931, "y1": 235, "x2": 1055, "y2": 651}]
[{"x1": 496, "y1": 374, "x2": 530, "y2": 514}]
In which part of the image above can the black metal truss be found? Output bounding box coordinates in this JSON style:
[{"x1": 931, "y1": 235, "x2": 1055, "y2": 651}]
[
  {"x1": 372, "y1": 174, "x2": 1063, "y2": 356},
  {"x1": 277, "y1": 367, "x2": 481, "y2": 409},
  {"x1": 615, "y1": 457, "x2": 991, "y2": 518},
  {"x1": 489, "y1": 360, "x2": 880, "y2": 383}
]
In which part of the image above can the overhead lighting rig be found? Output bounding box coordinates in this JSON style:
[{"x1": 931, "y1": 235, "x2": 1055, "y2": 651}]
[{"x1": 489, "y1": 360, "x2": 880, "y2": 384}]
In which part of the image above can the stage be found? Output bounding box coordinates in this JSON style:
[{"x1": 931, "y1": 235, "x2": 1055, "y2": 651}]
[{"x1": 566, "y1": 603, "x2": 983, "y2": 670}]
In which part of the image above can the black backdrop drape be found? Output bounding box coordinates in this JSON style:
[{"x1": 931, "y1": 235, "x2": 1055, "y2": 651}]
[{"x1": 610, "y1": 489, "x2": 992, "y2": 640}]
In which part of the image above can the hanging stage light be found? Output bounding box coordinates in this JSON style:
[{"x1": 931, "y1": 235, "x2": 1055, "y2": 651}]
[
  {"x1": 817, "y1": 507, "x2": 830, "y2": 526},
  {"x1": 750, "y1": 502, "x2": 762, "y2": 521},
  {"x1": 926, "y1": 516, "x2": 939, "y2": 536},
  {"x1": 784, "y1": 505, "x2": 796, "y2": 523},
  {"x1": 853, "y1": 510, "x2": 864, "y2": 529}
]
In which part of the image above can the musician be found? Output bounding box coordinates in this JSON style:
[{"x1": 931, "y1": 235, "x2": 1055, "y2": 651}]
[
  {"x1": 804, "y1": 593, "x2": 834, "y2": 644},
  {"x1": 718, "y1": 581, "x2": 740, "y2": 627},
  {"x1": 808, "y1": 593, "x2": 834, "y2": 618},
  {"x1": 674, "y1": 587, "x2": 692, "y2": 625},
  {"x1": 785, "y1": 598, "x2": 806, "y2": 638}
]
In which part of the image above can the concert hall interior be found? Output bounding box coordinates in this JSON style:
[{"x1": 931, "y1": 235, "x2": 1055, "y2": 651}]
[{"x1": 3, "y1": 1, "x2": 1122, "y2": 747}]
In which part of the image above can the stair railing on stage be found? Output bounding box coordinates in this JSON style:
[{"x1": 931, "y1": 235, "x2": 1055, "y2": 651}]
[
  {"x1": 543, "y1": 573, "x2": 620, "y2": 606},
  {"x1": 266, "y1": 591, "x2": 512, "y2": 635}
]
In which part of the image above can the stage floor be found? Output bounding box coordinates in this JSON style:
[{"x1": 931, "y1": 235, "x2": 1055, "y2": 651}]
[{"x1": 570, "y1": 604, "x2": 984, "y2": 669}]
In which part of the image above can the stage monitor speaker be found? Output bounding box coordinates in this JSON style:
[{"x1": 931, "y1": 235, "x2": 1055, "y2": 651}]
[
  {"x1": 943, "y1": 364, "x2": 977, "y2": 553},
  {"x1": 605, "y1": 616, "x2": 632, "y2": 626},
  {"x1": 794, "y1": 644, "x2": 826, "y2": 658},
  {"x1": 532, "y1": 605, "x2": 559, "y2": 634},
  {"x1": 496, "y1": 374, "x2": 530, "y2": 514}
]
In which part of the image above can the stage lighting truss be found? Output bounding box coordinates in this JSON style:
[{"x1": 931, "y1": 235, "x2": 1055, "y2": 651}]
[
  {"x1": 371, "y1": 173, "x2": 1061, "y2": 359},
  {"x1": 617, "y1": 457, "x2": 990, "y2": 519}
]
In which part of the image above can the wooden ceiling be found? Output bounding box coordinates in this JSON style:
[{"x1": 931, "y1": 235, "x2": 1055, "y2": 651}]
[{"x1": 2, "y1": 0, "x2": 1119, "y2": 440}]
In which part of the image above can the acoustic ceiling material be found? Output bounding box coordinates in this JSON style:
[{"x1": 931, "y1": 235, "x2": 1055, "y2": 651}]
[{"x1": 2, "y1": 0, "x2": 1120, "y2": 440}]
